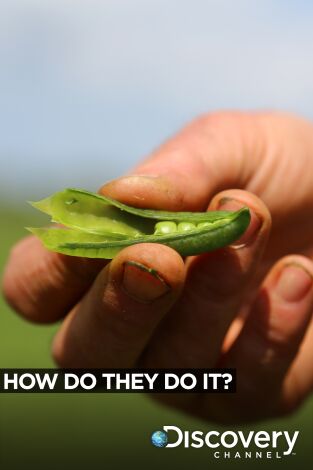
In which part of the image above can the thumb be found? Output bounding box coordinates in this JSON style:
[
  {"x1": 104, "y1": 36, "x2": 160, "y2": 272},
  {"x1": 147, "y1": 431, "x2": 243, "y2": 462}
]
[
  {"x1": 52, "y1": 243, "x2": 185, "y2": 368},
  {"x1": 100, "y1": 112, "x2": 258, "y2": 211}
]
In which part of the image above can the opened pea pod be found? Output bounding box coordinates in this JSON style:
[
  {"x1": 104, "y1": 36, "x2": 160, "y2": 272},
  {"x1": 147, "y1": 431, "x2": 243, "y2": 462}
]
[{"x1": 27, "y1": 188, "x2": 251, "y2": 259}]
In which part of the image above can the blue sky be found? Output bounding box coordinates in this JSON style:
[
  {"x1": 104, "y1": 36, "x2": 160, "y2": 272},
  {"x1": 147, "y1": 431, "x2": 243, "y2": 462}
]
[{"x1": 1, "y1": 0, "x2": 313, "y2": 202}]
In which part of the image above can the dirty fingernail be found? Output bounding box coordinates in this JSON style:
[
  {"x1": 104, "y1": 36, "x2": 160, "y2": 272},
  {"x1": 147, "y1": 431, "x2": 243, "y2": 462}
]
[
  {"x1": 122, "y1": 261, "x2": 171, "y2": 303},
  {"x1": 218, "y1": 197, "x2": 262, "y2": 246},
  {"x1": 275, "y1": 264, "x2": 313, "y2": 302}
]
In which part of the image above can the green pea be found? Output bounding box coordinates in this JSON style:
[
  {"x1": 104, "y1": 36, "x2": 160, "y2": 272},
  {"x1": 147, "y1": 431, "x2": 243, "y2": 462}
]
[
  {"x1": 197, "y1": 222, "x2": 213, "y2": 229},
  {"x1": 28, "y1": 187, "x2": 250, "y2": 259},
  {"x1": 154, "y1": 221, "x2": 177, "y2": 235},
  {"x1": 177, "y1": 222, "x2": 196, "y2": 232}
]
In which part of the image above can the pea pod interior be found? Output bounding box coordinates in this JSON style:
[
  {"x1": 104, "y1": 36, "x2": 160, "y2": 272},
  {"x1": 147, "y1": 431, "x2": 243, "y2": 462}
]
[{"x1": 28, "y1": 188, "x2": 251, "y2": 259}]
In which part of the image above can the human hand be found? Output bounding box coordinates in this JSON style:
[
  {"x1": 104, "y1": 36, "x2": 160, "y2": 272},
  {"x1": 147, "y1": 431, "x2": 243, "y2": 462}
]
[{"x1": 3, "y1": 111, "x2": 313, "y2": 423}]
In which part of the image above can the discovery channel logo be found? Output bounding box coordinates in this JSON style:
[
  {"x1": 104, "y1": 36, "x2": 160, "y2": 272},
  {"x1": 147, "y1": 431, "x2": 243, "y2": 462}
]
[{"x1": 150, "y1": 426, "x2": 299, "y2": 459}]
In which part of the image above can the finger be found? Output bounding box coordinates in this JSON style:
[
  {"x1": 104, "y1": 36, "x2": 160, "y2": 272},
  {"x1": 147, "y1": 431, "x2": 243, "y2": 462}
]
[
  {"x1": 52, "y1": 244, "x2": 185, "y2": 368},
  {"x1": 223, "y1": 255, "x2": 313, "y2": 419},
  {"x1": 100, "y1": 112, "x2": 260, "y2": 210},
  {"x1": 283, "y1": 317, "x2": 313, "y2": 411},
  {"x1": 140, "y1": 190, "x2": 271, "y2": 368},
  {"x1": 100, "y1": 112, "x2": 313, "y2": 221},
  {"x1": 2, "y1": 235, "x2": 106, "y2": 323},
  {"x1": 100, "y1": 113, "x2": 313, "y2": 274}
]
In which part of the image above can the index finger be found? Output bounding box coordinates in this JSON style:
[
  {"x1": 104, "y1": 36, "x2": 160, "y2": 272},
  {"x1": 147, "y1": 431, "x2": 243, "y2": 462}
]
[
  {"x1": 2, "y1": 235, "x2": 107, "y2": 323},
  {"x1": 100, "y1": 112, "x2": 258, "y2": 210}
]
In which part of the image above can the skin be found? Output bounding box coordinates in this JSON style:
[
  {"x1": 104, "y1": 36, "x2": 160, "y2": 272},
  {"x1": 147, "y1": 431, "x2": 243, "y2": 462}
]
[{"x1": 2, "y1": 110, "x2": 313, "y2": 423}]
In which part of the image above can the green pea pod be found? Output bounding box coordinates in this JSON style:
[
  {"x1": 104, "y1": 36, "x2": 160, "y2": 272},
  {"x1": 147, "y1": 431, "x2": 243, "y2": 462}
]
[{"x1": 28, "y1": 188, "x2": 251, "y2": 259}]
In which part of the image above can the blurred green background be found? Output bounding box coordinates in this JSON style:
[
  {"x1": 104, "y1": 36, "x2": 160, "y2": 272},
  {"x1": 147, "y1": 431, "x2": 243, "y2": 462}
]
[{"x1": 1, "y1": 1, "x2": 313, "y2": 468}]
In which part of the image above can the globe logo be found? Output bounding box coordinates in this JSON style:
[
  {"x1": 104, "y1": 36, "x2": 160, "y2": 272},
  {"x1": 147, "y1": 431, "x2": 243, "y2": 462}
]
[{"x1": 151, "y1": 430, "x2": 168, "y2": 448}]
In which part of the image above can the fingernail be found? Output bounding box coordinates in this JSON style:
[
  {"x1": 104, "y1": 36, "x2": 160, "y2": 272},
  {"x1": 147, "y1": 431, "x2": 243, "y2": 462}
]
[
  {"x1": 275, "y1": 264, "x2": 313, "y2": 302},
  {"x1": 122, "y1": 261, "x2": 171, "y2": 303},
  {"x1": 218, "y1": 197, "x2": 262, "y2": 246}
]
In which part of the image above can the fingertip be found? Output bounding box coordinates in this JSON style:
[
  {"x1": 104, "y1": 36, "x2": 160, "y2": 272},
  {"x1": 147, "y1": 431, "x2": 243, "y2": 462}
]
[
  {"x1": 266, "y1": 255, "x2": 313, "y2": 307},
  {"x1": 210, "y1": 188, "x2": 272, "y2": 229},
  {"x1": 268, "y1": 254, "x2": 313, "y2": 282},
  {"x1": 2, "y1": 235, "x2": 106, "y2": 324},
  {"x1": 50, "y1": 244, "x2": 186, "y2": 368},
  {"x1": 99, "y1": 175, "x2": 184, "y2": 210},
  {"x1": 209, "y1": 189, "x2": 271, "y2": 249}
]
